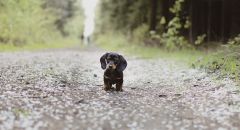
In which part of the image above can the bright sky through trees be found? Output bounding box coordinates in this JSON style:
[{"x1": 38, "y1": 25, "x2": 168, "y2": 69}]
[{"x1": 81, "y1": 0, "x2": 98, "y2": 38}]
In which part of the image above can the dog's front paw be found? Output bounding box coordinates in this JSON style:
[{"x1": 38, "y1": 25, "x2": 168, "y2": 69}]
[
  {"x1": 116, "y1": 84, "x2": 123, "y2": 92},
  {"x1": 116, "y1": 87, "x2": 123, "y2": 92},
  {"x1": 116, "y1": 89, "x2": 123, "y2": 92},
  {"x1": 116, "y1": 88, "x2": 123, "y2": 92},
  {"x1": 103, "y1": 85, "x2": 111, "y2": 91}
]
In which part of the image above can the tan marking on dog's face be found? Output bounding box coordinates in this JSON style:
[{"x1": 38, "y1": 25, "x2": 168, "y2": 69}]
[
  {"x1": 107, "y1": 63, "x2": 117, "y2": 70},
  {"x1": 112, "y1": 64, "x2": 117, "y2": 69}
]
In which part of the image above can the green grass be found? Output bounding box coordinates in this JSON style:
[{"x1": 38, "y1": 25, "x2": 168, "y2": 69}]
[
  {"x1": 195, "y1": 46, "x2": 240, "y2": 81},
  {"x1": 96, "y1": 32, "x2": 205, "y2": 65},
  {"x1": 0, "y1": 38, "x2": 82, "y2": 52}
]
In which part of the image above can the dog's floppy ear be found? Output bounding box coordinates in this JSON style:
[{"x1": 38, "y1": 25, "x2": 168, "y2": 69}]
[
  {"x1": 100, "y1": 53, "x2": 108, "y2": 69},
  {"x1": 117, "y1": 55, "x2": 127, "y2": 72}
]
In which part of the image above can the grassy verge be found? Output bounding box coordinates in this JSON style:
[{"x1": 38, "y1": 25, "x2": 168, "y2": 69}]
[
  {"x1": 0, "y1": 38, "x2": 82, "y2": 52},
  {"x1": 194, "y1": 46, "x2": 240, "y2": 81},
  {"x1": 96, "y1": 32, "x2": 205, "y2": 65}
]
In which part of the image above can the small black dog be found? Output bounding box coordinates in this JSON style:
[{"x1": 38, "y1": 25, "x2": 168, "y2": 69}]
[{"x1": 100, "y1": 52, "x2": 127, "y2": 91}]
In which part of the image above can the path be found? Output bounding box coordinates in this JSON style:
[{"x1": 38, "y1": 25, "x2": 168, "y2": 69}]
[{"x1": 0, "y1": 49, "x2": 240, "y2": 130}]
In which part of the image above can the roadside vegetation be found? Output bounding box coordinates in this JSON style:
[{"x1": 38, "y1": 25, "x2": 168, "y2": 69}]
[{"x1": 195, "y1": 37, "x2": 240, "y2": 81}]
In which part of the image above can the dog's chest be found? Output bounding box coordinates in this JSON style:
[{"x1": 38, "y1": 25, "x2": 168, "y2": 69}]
[
  {"x1": 104, "y1": 70, "x2": 121, "y2": 79},
  {"x1": 105, "y1": 72, "x2": 116, "y2": 79}
]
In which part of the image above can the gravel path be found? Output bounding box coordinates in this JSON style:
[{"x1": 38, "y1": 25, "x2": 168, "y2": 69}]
[{"x1": 0, "y1": 49, "x2": 240, "y2": 130}]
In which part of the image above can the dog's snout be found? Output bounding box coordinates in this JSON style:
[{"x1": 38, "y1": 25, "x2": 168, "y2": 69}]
[{"x1": 107, "y1": 61, "x2": 116, "y2": 70}]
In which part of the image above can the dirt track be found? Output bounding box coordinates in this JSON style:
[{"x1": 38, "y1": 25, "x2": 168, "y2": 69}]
[{"x1": 0, "y1": 49, "x2": 240, "y2": 130}]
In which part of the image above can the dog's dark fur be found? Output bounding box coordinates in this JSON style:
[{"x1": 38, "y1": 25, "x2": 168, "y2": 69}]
[{"x1": 100, "y1": 52, "x2": 127, "y2": 91}]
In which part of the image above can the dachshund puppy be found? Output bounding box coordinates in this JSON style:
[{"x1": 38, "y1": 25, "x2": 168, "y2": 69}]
[{"x1": 100, "y1": 52, "x2": 127, "y2": 91}]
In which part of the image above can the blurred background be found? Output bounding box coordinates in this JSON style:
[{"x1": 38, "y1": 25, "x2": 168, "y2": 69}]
[
  {"x1": 0, "y1": 0, "x2": 85, "y2": 50},
  {"x1": 95, "y1": 0, "x2": 240, "y2": 49},
  {"x1": 0, "y1": 0, "x2": 240, "y2": 49},
  {"x1": 0, "y1": 0, "x2": 240, "y2": 78}
]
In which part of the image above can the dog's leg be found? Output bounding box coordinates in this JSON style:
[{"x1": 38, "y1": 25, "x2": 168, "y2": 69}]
[
  {"x1": 116, "y1": 80, "x2": 123, "y2": 91},
  {"x1": 104, "y1": 79, "x2": 111, "y2": 91},
  {"x1": 104, "y1": 83, "x2": 111, "y2": 91}
]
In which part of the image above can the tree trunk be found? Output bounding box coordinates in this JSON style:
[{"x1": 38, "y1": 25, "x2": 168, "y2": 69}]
[
  {"x1": 207, "y1": 0, "x2": 212, "y2": 43},
  {"x1": 220, "y1": 0, "x2": 225, "y2": 42},
  {"x1": 188, "y1": 0, "x2": 193, "y2": 43},
  {"x1": 149, "y1": 0, "x2": 158, "y2": 31}
]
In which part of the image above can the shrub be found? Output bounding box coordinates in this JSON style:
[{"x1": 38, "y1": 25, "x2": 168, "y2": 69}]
[
  {"x1": 194, "y1": 35, "x2": 240, "y2": 80},
  {"x1": 228, "y1": 34, "x2": 240, "y2": 45},
  {"x1": 160, "y1": 0, "x2": 192, "y2": 51},
  {"x1": 132, "y1": 24, "x2": 148, "y2": 45}
]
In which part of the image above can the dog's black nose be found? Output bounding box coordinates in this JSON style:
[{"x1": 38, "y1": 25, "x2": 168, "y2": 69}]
[{"x1": 109, "y1": 65, "x2": 113, "y2": 68}]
